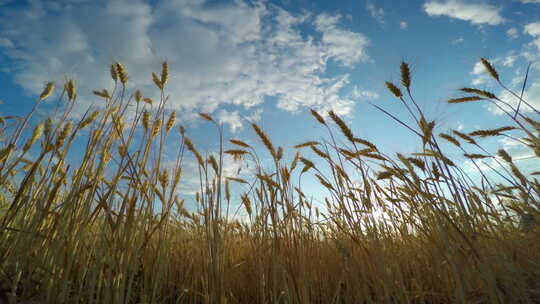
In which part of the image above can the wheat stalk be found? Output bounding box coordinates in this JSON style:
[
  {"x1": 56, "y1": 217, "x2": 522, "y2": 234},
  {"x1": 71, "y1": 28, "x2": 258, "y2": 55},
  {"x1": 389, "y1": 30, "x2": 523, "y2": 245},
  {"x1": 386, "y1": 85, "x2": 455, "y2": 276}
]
[
  {"x1": 251, "y1": 123, "x2": 276, "y2": 158},
  {"x1": 142, "y1": 110, "x2": 150, "y2": 130},
  {"x1": 39, "y1": 82, "x2": 55, "y2": 101},
  {"x1": 184, "y1": 138, "x2": 205, "y2": 167},
  {"x1": 23, "y1": 123, "x2": 44, "y2": 151},
  {"x1": 110, "y1": 64, "x2": 118, "y2": 81},
  {"x1": 115, "y1": 62, "x2": 128, "y2": 85},
  {"x1": 65, "y1": 79, "x2": 76, "y2": 101},
  {"x1": 447, "y1": 96, "x2": 484, "y2": 104},
  {"x1": 224, "y1": 149, "x2": 248, "y2": 161},
  {"x1": 310, "y1": 109, "x2": 326, "y2": 125},
  {"x1": 385, "y1": 81, "x2": 402, "y2": 98},
  {"x1": 480, "y1": 58, "x2": 500, "y2": 81},
  {"x1": 56, "y1": 122, "x2": 73, "y2": 148},
  {"x1": 452, "y1": 130, "x2": 477, "y2": 145},
  {"x1": 151, "y1": 119, "x2": 162, "y2": 138},
  {"x1": 497, "y1": 149, "x2": 512, "y2": 163},
  {"x1": 464, "y1": 153, "x2": 491, "y2": 159},
  {"x1": 166, "y1": 111, "x2": 176, "y2": 133},
  {"x1": 439, "y1": 133, "x2": 461, "y2": 147},
  {"x1": 459, "y1": 88, "x2": 497, "y2": 99},
  {"x1": 199, "y1": 113, "x2": 214, "y2": 122},
  {"x1": 134, "y1": 89, "x2": 142, "y2": 103},
  {"x1": 294, "y1": 141, "x2": 319, "y2": 149},
  {"x1": 469, "y1": 126, "x2": 516, "y2": 137},
  {"x1": 230, "y1": 139, "x2": 250, "y2": 148},
  {"x1": 161, "y1": 61, "x2": 169, "y2": 86},
  {"x1": 143, "y1": 97, "x2": 153, "y2": 105},
  {"x1": 401, "y1": 61, "x2": 411, "y2": 90},
  {"x1": 152, "y1": 72, "x2": 163, "y2": 89},
  {"x1": 329, "y1": 111, "x2": 354, "y2": 143}
]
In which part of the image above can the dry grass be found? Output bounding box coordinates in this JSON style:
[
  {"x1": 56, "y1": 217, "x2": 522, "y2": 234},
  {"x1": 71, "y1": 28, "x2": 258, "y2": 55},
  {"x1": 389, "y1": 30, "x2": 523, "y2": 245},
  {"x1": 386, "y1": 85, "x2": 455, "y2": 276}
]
[{"x1": 0, "y1": 59, "x2": 538, "y2": 304}]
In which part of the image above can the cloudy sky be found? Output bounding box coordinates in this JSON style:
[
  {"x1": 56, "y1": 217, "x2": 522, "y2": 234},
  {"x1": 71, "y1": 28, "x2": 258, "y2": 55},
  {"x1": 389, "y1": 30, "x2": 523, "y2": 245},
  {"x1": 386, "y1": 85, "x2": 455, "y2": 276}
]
[{"x1": 0, "y1": 0, "x2": 539, "y2": 202}]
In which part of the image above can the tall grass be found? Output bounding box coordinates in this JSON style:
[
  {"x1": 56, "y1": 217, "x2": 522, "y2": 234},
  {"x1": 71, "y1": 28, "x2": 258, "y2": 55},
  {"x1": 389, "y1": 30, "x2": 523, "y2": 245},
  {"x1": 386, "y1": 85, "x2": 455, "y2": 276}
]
[{"x1": 0, "y1": 59, "x2": 538, "y2": 303}]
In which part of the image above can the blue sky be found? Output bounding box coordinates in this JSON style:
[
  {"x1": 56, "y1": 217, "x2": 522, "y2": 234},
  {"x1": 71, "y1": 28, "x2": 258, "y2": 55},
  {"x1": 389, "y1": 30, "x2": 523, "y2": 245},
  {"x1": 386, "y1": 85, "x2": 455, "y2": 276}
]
[{"x1": 0, "y1": 0, "x2": 539, "y2": 203}]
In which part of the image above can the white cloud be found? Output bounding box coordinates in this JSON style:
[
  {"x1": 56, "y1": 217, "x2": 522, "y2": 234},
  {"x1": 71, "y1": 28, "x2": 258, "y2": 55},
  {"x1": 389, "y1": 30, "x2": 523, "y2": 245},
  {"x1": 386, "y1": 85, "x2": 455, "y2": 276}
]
[
  {"x1": 461, "y1": 134, "x2": 536, "y2": 175},
  {"x1": 399, "y1": 21, "x2": 408, "y2": 29},
  {"x1": 499, "y1": 136, "x2": 524, "y2": 149},
  {"x1": 498, "y1": 136, "x2": 537, "y2": 162},
  {"x1": 0, "y1": 37, "x2": 13, "y2": 48},
  {"x1": 0, "y1": 0, "x2": 371, "y2": 121},
  {"x1": 522, "y1": 21, "x2": 540, "y2": 51},
  {"x1": 471, "y1": 61, "x2": 486, "y2": 75},
  {"x1": 502, "y1": 55, "x2": 518, "y2": 67},
  {"x1": 215, "y1": 107, "x2": 261, "y2": 133},
  {"x1": 217, "y1": 110, "x2": 243, "y2": 133},
  {"x1": 462, "y1": 135, "x2": 537, "y2": 177},
  {"x1": 470, "y1": 55, "x2": 522, "y2": 85},
  {"x1": 314, "y1": 13, "x2": 370, "y2": 67},
  {"x1": 506, "y1": 27, "x2": 518, "y2": 39},
  {"x1": 461, "y1": 158, "x2": 496, "y2": 174},
  {"x1": 461, "y1": 155, "x2": 539, "y2": 181},
  {"x1": 350, "y1": 85, "x2": 379, "y2": 100},
  {"x1": 175, "y1": 153, "x2": 246, "y2": 196},
  {"x1": 423, "y1": 0, "x2": 504, "y2": 25},
  {"x1": 451, "y1": 37, "x2": 464, "y2": 44},
  {"x1": 245, "y1": 108, "x2": 263, "y2": 123},
  {"x1": 471, "y1": 60, "x2": 490, "y2": 85},
  {"x1": 366, "y1": 1, "x2": 385, "y2": 25},
  {"x1": 524, "y1": 22, "x2": 540, "y2": 36},
  {"x1": 488, "y1": 80, "x2": 540, "y2": 115},
  {"x1": 520, "y1": 0, "x2": 540, "y2": 3}
]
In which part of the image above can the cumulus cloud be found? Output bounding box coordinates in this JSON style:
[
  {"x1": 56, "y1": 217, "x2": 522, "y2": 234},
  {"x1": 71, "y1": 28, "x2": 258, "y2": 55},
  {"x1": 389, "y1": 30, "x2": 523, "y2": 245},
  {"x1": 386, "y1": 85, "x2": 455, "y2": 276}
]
[
  {"x1": 523, "y1": 21, "x2": 540, "y2": 50},
  {"x1": 216, "y1": 108, "x2": 262, "y2": 133},
  {"x1": 350, "y1": 85, "x2": 379, "y2": 100},
  {"x1": 399, "y1": 21, "x2": 408, "y2": 29},
  {"x1": 314, "y1": 13, "x2": 370, "y2": 66},
  {"x1": 506, "y1": 27, "x2": 518, "y2": 39},
  {"x1": 217, "y1": 110, "x2": 243, "y2": 133},
  {"x1": 524, "y1": 22, "x2": 540, "y2": 36},
  {"x1": 498, "y1": 136, "x2": 537, "y2": 163},
  {"x1": 423, "y1": 0, "x2": 504, "y2": 25},
  {"x1": 174, "y1": 153, "x2": 246, "y2": 196},
  {"x1": 501, "y1": 55, "x2": 518, "y2": 67},
  {"x1": 451, "y1": 37, "x2": 464, "y2": 44},
  {"x1": 0, "y1": 0, "x2": 371, "y2": 120},
  {"x1": 462, "y1": 134, "x2": 536, "y2": 176},
  {"x1": 471, "y1": 61, "x2": 488, "y2": 75},
  {"x1": 366, "y1": 1, "x2": 385, "y2": 25},
  {"x1": 471, "y1": 61, "x2": 490, "y2": 85},
  {"x1": 468, "y1": 52, "x2": 540, "y2": 116},
  {"x1": 245, "y1": 108, "x2": 263, "y2": 123},
  {"x1": 470, "y1": 55, "x2": 519, "y2": 86},
  {"x1": 488, "y1": 80, "x2": 540, "y2": 115}
]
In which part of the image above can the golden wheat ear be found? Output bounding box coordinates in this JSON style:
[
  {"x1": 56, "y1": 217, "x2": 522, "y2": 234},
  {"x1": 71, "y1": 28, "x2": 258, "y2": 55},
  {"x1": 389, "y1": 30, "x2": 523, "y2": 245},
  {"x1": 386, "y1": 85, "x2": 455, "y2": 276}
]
[
  {"x1": 166, "y1": 111, "x2": 176, "y2": 133},
  {"x1": 480, "y1": 58, "x2": 499, "y2": 81},
  {"x1": 251, "y1": 123, "x2": 276, "y2": 158},
  {"x1": 400, "y1": 61, "x2": 411, "y2": 90},
  {"x1": 39, "y1": 82, "x2": 55, "y2": 101},
  {"x1": 328, "y1": 111, "x2": 354, "y2": 143}
]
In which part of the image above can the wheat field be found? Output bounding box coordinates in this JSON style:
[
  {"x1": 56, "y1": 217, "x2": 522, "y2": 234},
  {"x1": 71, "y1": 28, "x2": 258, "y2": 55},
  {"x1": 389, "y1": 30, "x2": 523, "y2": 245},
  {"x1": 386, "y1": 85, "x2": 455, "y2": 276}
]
[{"x1": 0, "y1": 59, "x2": 539, "y2": 303}]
